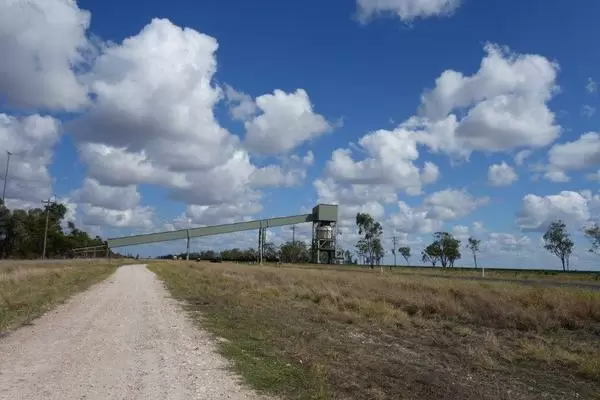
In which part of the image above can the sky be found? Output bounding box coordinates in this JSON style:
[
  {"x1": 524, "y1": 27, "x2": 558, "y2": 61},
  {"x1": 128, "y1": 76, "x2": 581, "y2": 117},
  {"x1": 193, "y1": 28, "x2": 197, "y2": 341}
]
[{"x1": 0, "y1": 0, "x2": 599, "y2": 270}]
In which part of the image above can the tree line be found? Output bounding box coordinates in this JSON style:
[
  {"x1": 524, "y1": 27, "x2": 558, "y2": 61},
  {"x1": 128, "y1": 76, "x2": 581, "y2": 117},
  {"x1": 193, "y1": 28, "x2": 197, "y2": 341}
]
[
  {"x1": 354, "y1": 212, "x2": 600, "y2": 271},
  {"x1": 159, "y1": 211, "x2": 600, "y2": 271},
  {"x1": 0, "y1": 200, "x2": 121, "y2": 259}
]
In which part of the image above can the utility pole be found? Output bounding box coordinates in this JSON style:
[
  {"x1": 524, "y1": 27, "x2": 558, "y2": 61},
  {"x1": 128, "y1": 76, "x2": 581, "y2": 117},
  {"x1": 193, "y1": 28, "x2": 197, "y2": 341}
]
[
  {"x1": 257, "y1": 227, "x2": 264, "y2": 265},
  {"x1": 291, "y1": 225, "x2": 296, "y2": 263},
  {"x1": 392, "y1": 235, "x2": 398, "y2": 269},
  {"x1": 41, "y1": 197, "x2": 55, "y2": 260},
  {"x1": 2, "y1": 151, "x2": 12, "y2": 204},
  {"x1": 291, "y1": 225, "x2": 296, "y2": 245}
]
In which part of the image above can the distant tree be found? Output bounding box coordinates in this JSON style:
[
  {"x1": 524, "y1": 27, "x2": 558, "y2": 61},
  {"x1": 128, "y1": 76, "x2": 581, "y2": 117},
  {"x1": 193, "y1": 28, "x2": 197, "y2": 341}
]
[
  {"x1": 543, "y1": 220, "x2": 574, "y2": 271},
  {"x1": 422, "y1": 243, "x2": 441, "y2": 267},
  {"x1": 355, "y1": 239, "x2": 367, "y2": 265},
  {"x1": 467, "y1": 237, "x2": 481, "y2": 268},
  {"x1": 263, "y1": 242, "x2": 278, "y2": 262},
  {"x1": 584, "y1": 224, "x2": 600, "y2": 255},
  {"x1": 355, "y1": 213, "x2": 383, "y2": 269},
  {"x1": 280, "y1": 241, "x2": 309, "y2": 263},
  {"x1": 343, "y1": 249, "x2": 355, "y2": 264},
  {"x1": 373, "y1": 237, "x2": 384, "y2": 268},
  {"x1": 398, "y1": 246, "x2": 411, "y2": 265},
  {"x1": 428, "y1": 232, "x2": 461, "y2": 268}
]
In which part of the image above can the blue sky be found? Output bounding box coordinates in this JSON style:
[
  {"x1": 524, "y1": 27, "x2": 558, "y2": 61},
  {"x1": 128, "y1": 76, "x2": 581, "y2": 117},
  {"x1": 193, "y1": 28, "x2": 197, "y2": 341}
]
[{"x1": 0, "y1": 0, "x2": 599, "y2": 269}]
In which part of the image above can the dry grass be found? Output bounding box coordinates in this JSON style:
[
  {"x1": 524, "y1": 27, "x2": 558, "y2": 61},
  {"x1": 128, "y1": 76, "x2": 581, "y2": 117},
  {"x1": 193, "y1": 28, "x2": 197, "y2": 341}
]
[
  {"x1": 283, "y1": 262, "x2": 600, "y2": 284},
  {"x1": 0, "y1": 260, "x2": 129, "y2": 333},
  {"x1": 150, "y1": 261, "x2": 600, "y2": 400}
]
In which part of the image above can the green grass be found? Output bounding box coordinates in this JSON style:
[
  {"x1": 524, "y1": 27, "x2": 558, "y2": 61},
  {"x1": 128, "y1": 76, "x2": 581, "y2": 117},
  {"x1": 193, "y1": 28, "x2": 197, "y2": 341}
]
[
  {"x1": 150, "y1": 261, "x2": 600, "y2": 400},
  {"x1": 0, "y1": 260, "x2": 123, "y2": 333}
]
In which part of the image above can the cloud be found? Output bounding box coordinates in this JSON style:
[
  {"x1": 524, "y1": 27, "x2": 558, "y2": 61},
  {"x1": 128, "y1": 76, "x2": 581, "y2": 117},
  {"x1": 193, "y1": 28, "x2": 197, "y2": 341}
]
[
  {"x1": 412, "y1": 43, "x2": 560, "y2": 156},
  {"x1": 71, "y1": 178, "x2": 141, "y2": 211},
  {"x1": 586, "y1": 77, "x2": 597, "y2": 94},
  {"x1": 164, "y1": 200, "x2": 263, "y2": 229},
  {"x1": 81, "y1": 204, "x2": 154, "y2": 230},
  {"x1": 356, "y1": 0, "x2": 461, "y2": 23},
  {"x1": 390, "y1": 201, "x2": 443, "y2": 234},
  {"x1": 586, "y1": 170, "x2": 600, "y2": 182},
  {"x1": 243, "y1": 89, "x2": 333, "y2": 154},
  {"x1": 514, "y1": 149, "x2": 531, "y2": 166},
  {"x1": 516, "y1": 190, "x2": 599, "y2": 231},
  {"x1": 483, "y1": 232, "x2": 532, "y2": 254},
  {"x1": 0, "y1": 0, "x2": 92, "y2": 111},
  {"x1": 544, "y1": 170, "x2": 570, "y2": 183},
  {"x1": 224, "y1": 85, "x2": 258, "y2": 121},
  {"x1": 423, "y1": 189, "x2": 489, "y2": 220},
  {"x1": 64, "y1": 18, "x2": 313, "y2": 226},
  {"x1": 386, "y1": 189, "x2": 488, "y2": 235},
  {"x1": 324, "y1": 127, "x2": 439, "y2": 196},
  {"x1": 582, "y1": 105, "x2": 596, "y2": 118},
  {"x1": 488, "y1": 162, "x2": 518, "y2": 186},
  {"x1": 0, "y1": 114, "x2": 62, "y2": 203},
  {"x1": 546, "y1": 132, "x2": 600, "y2": 177}
]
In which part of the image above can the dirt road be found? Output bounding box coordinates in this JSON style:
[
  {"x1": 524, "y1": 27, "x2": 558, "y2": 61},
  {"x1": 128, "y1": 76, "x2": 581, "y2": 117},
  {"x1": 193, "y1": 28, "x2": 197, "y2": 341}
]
[{"x1": 0, "y1": 264, "x2": 268, "y2": 400}]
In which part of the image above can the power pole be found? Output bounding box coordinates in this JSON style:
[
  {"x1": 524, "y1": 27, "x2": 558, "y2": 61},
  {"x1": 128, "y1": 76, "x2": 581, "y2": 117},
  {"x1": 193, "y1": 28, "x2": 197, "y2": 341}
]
[
  {"x1": 392, "y1": 236, "x2": 398, "y2": 269},
  {"x1": 291, "y1": 225, "x2": 296, "y2": 263},
  {"x1": 292, "y1": 225, "x2": 296, "y2": 245},
  {"x1": 41, "y1": 197, "x2": 55, "y2": 260},
  {"x1": 2, "y1": 151, "x2": 12, "y2": 204}
]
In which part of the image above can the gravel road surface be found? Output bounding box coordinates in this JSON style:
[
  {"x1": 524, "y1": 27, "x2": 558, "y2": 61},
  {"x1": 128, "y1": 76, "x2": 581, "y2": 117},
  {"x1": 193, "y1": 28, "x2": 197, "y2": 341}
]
[{"x1": 0, "y1": 264, "x2": 269, "y2": 400}]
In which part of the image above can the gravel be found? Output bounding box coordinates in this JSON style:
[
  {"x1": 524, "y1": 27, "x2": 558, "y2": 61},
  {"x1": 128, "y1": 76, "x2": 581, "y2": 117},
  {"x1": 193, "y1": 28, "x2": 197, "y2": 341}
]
[{"x1": 0, "y1": 264, "x2": 272, "y2": 400}]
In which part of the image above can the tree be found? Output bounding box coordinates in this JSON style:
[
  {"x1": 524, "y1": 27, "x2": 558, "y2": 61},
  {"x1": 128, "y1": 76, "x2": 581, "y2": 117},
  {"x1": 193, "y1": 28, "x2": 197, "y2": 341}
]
[
  {"x1": 398, "y1": 246, "x2": 411, "y2": 265},
  {"x1": 343, "y1": 249, "x2": 355, "y2": 264},
  {"x1": 355, "y1": 239, "x2": 367, "y2": 265},
  {"x1": 429, "y1": 232, "x2": 461, "y2": 268},
  {"x1": 584, "y1": 224, "x2": 600, "y2": 255},
  {"x1": 280, "y1": 241, "x2": 310, "y2": 263},
  {"x1": 373, "y1": 237, "x2": 384, "y2": 267},
  {"x1": 543, "y1": 220, "x2": 574, "y2": 271},
  {"x1": 355, "y1": 213, "x2": 383, "y2": 269},
  {"x1": 0, "y1": 200, "x2": 109, "y2": 260},
  {"x1": 422, "y1": 243, "x2": 441, "y2": 267},
  {"x1": 467, "y1": 237, "x2": 481, "y2": 268}
]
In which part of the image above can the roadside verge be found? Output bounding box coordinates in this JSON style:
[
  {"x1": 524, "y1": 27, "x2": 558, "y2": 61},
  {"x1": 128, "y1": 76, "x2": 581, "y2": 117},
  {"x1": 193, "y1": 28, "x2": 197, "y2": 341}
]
[{"x1": 0, "y1": 260, "x2": 125, "y2": 334}]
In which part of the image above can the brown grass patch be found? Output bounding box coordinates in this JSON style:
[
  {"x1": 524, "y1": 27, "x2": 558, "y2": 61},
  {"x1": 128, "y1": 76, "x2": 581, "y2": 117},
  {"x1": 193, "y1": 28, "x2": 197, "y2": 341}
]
[
  {"x1": 0, "y1": 260, "x2": 129, "y2": 333},
  {"x1": 150, "y1": 261, "x2": 600, "y2": 400}
]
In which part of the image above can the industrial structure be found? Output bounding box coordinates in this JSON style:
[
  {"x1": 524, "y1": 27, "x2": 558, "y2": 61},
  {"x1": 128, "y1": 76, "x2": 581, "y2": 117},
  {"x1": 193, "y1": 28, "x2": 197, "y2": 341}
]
[{"x1": 106, "y1": 204, "x2": 339, "y2": 264}]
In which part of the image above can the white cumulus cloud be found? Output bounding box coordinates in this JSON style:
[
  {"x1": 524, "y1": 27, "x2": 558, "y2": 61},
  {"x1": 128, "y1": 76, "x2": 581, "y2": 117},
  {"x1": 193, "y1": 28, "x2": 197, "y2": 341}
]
[
  {"x1": 0, "y1": 0, "x2": 92, "y2": 111},
  {"x1": 488, "y1": 162, "x2": 518, "y2": 186},
  {"x1": 0, "y1": 114, "x2": 61, "y2": 203},
  {"x1": 412, "y1": 43, "x2": 560, "y2": 157},
  {"x1": 357, "y1": 0, "x2": 461, "y2": 23},
  {"x1": 516, "y1": 190, "x2": 600, "y2": 231},
  {"x1": 243, "y1": 89, "x2": 333, "y2": 154}
]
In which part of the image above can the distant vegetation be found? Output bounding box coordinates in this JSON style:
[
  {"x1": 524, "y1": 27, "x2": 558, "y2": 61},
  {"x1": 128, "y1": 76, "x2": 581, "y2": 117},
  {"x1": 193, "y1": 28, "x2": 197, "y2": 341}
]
[
  {"x1": 161, "y1": 212, "x2": 599, "y2": 272},
  {"x1": 0, "y1": 200, "x2": 121, "y2": 259}
]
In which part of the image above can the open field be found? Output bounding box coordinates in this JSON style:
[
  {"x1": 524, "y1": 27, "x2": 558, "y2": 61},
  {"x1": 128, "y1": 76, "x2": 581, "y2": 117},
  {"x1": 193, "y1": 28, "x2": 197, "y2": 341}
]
[
  {"x1": 275, "y1": 262, "x2": 600, "y2": 283},
  {"x1": 150, "y1": 261, "x2": 600, "y2": 400},
  {"x1": 0, "y1": 259, "x2": 133, "y2": 334}
]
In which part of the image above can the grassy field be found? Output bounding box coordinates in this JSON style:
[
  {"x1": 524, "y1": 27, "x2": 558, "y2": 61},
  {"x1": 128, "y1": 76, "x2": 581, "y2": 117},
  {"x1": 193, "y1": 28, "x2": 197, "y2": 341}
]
[
  {"x1": 0, "y1": 259, "x2": 127, "y2": 334},
  {"x1": 390, "y1": 265, "x2": 600, "y2": 283},
  {"x1": 278, "y1": 262, "x2": 600, "y2": 284},
  {"x1": 150, "y1": 261, "x2": 600, "y2": 400}
]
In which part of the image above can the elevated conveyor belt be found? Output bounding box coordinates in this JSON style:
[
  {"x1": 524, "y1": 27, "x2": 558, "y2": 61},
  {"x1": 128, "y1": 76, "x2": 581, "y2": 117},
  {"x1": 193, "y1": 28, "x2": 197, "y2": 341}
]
[{"x1": 107, "y1": 213, "x2": 313, "y2": 248}]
